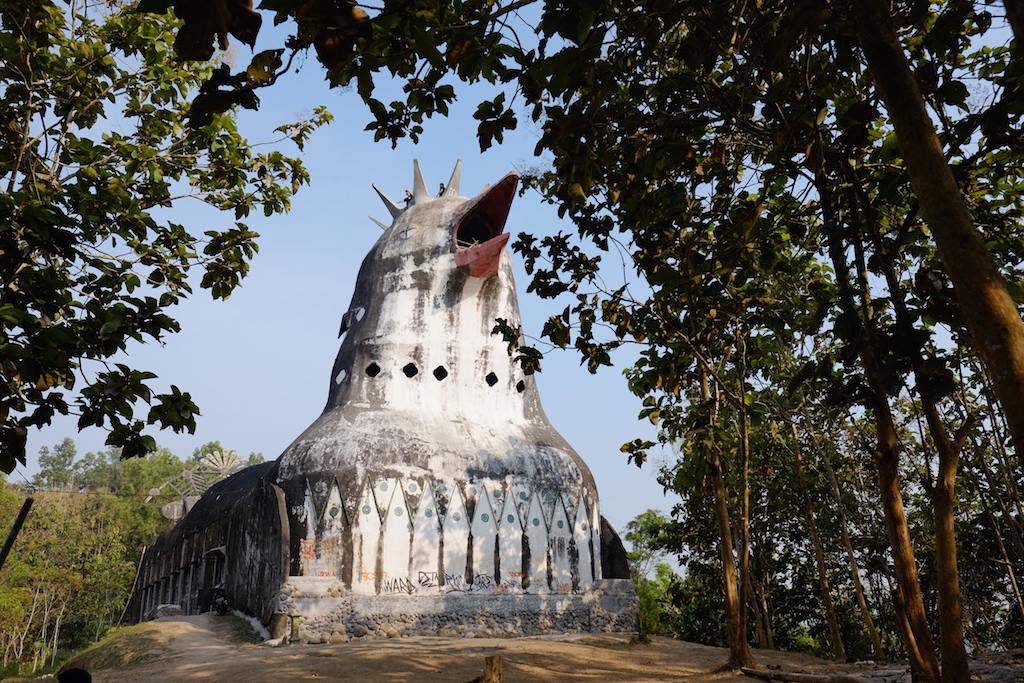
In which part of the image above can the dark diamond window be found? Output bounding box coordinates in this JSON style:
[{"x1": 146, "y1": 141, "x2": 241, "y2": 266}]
[
  {"x1": 402, "y1": 363, "x2": 419, "y2": 377},
  {"x1": 433, "y1": 366, "x2": 448, "y2": 380},
  {"x1": 366, "y1": 363, "x2": 381, "y2": 377},
  {"x1": 516, "y1": 380, "x2": 526, "y2": 393},
  {"x1": 485, "y1": 372, "x2": 498, "y2": 387}
]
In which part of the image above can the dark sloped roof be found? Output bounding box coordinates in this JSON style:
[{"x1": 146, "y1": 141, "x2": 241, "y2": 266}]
[{"x1": 166, "y1": 460, "x2": 279, "y2": 540}]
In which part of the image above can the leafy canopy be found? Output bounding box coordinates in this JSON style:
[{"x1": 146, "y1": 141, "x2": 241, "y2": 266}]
[
  {"x1": 0, "y1": 1, "x2": 332, "y2": 473},
  {"x1": 130, "y1": 0, "x2": 1024, "y2": 668}
]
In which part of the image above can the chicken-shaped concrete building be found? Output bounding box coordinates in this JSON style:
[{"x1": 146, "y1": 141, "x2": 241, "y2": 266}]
[{"x1": 133, "y1": 161, "x2": 636, "y2": 640}]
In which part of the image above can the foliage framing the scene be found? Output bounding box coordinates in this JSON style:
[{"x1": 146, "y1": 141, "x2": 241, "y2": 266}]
[
  {"x1": 0, "y1": 0, "x2": 331, "y2": 473},
  {"x1": 124, "y1": 0, "x2": 1024, "y2": 681},
  {"x1": 0, "y1": 438, "x2": 233, "y2": 675}
]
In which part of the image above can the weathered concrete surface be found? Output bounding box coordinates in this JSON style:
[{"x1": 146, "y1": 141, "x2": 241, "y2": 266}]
[
  {"x1": 132, "y1": 161, "x2": 637, "y2": 637},
  {"x1": 134, "y1": 461, "x2": 289, "y2": 625},
  {"x1": 276, "y1": 164, "x2": 602, "y2": 596},
  {"x1": 279, "y1": 577, "x2": 639, "y2": 641}
]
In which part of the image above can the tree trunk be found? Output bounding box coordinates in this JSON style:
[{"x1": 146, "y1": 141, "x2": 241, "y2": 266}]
[
  {"x1": 482, "y1": 655, "x2": 503, "y2": 682},
  {"x1": 920, "y1": 402, "x2": 971, "y2": 683},
  {"x1": 710, "y1": 448, "x2": 755, "y2": 668},
  {"x1": 859, "y1": 179, "x2": 971, "y2": 683},
  {"x1": 892, "y1": 585, "x2": 919, "y2": 664},
  {"x1": 855, "y1": 330, "x2": 939, "y2": 679},
  {"x1": 701, "y1": 365, "x2": 754, "y2": 668},
  {"x1": 1005, "y1": 0, "x2": 1024, "y2": 53},
  {"x1": 932, "y1": 443, "x2": 970, "y2": 683},
  {"x1": 873, "y1": 435, "x2": 939, "y2": 683},
  {"x1": 742, "y1": 667, "x2": 873, "y2": 683},
  {"x1": 978, "y1": 382, "x2": 1024, "y2": 563},
  {"x1": 808, "y1": 423, "x2": 885, "y2": 661},
  {"x1": 754, "y1": 576, "x2": 775, "y2": 651},
  {"x1": 791, "y1": 425, "x2": 847, "y2": 661},
  {"x1": 51, "y1": 602, "x2": 66, "y2": 669},
  {"x1": 851, "y1": 0, "x2": 1024, "y2": 467},
  {"x1": 819, "y1": 175, "x2": 938, "y2": 683},
  {"x1": 14, "y1": 587, "x2": 41, "y2": 662},
  {"x1": 737, "y1": 337, "x2": 756, "y2": 656},
  {"x1": 747, "y1": 568, "x2": 772, "y2": 650},
  {"x1": 846, "y1": 266, "x2": 940, "y2": 679},
  {"x1": 749, "y1": 571, "x2": 769, "y2": 649},
  {"x1": 982, "y1": 500, "x2": 1024, "y2": 623},
  {"x1": 977, "y1": 444, "x2": 1024, "y2": 564}
]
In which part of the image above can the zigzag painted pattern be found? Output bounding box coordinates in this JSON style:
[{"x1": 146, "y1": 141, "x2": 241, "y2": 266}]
[{"x1": 293, "y1": 477, "x2": 602, "y2": 596}]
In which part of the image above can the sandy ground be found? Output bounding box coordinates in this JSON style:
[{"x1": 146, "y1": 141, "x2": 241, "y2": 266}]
[{"x1": 60, "y1": 614, "x2": 855, "y2": 683}]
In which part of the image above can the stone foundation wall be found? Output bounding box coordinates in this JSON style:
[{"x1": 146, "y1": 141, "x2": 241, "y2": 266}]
[{"x1": 272, "y1": 577, "x2": 638, "y2": 643}]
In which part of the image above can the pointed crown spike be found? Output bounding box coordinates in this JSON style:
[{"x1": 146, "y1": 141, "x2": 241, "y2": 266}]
[
  {"x1": 412, "y1": 159, "x2": 431, "y2": 204},
  {"x1": 372, "y1": 184, "x2": 403, "y2": 218},
  {"x1": 443, "y1": 159, "x2": 463, "y2": 197},
  {"x1": 369, "y1": 216, "x2": 389, "y2": 231}
]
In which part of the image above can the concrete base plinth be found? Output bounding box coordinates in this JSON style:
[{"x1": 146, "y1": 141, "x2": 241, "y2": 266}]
[{"x1": 274, "y1": 577, "x2": 639, "y2": 642}]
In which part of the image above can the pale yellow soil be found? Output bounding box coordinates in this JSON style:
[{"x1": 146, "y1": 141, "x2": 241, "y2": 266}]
[{"x1": 60, "y1": 614, "x2": 849, "y2": 683}]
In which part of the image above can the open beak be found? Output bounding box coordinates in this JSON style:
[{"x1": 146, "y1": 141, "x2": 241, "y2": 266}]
[{"x1": 454, "y1": 173, "x2": 519, "y2": 278}]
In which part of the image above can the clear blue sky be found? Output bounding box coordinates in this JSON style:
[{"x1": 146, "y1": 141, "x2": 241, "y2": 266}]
[{"x1": 15, "y1": 39, "x2": 671, "y2": 536}]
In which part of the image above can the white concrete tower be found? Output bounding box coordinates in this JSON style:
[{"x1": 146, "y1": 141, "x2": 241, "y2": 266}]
[
  {"x1": 277, "y1": 161, "x2": 604, "y2": 595},
  {"x1": 132, "y1": 162, "x2": 637, "y2": 637}
]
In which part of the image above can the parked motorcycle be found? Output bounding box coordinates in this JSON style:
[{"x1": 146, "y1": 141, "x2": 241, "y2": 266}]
[{"x1": 213, "y1": 585, "x2": 229, "y2": 615}]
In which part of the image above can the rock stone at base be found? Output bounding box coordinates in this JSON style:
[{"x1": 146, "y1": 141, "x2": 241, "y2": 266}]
[{"x1": 148, "y1": 604, "x2": 183, "y2": 619}]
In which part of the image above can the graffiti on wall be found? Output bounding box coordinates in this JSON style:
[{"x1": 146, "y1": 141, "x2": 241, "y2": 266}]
[{"x1": 408, "y1": 570, "x2": 539, "y2": 595}]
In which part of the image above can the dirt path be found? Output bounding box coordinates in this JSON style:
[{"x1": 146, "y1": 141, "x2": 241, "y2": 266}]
[{"x1": 64, "y1": 615, "x2": 852, "y2": 683}]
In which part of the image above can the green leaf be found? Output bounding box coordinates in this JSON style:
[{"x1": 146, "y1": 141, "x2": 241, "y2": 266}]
[
  {"x1": 246, "y1": 49, "x2": 284, "y2": 85},
  {"x1": 0, "y1": 2, "x2": 327, "y2": 469},
  {"x1": 936, "y1": 79, "x2": 970, "y2": 108}
]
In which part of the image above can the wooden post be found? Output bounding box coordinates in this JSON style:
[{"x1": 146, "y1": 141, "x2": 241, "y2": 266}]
[
  {"x1": 0, "y1": 497, "x2": 33, "y2": 571},
  {"x1": 483, "y1": 655, "x2": 503, "y2": 683}
]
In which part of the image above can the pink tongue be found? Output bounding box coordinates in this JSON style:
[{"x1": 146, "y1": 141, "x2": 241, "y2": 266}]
[{"x1": 455, "y1": 233, "x2": 511, "y2": 278}]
